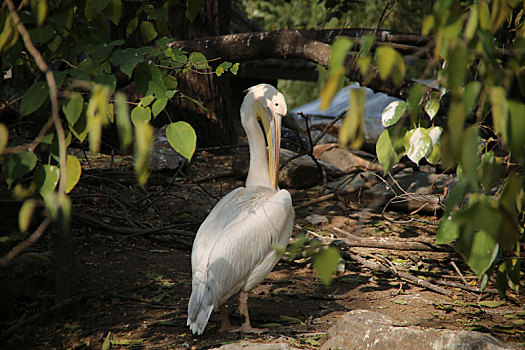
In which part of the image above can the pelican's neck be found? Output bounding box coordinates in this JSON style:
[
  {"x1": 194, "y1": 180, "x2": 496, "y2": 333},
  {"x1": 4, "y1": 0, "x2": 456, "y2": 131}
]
[{"x1": 242, "y1": 110, "x2": 272, "y2": 188}]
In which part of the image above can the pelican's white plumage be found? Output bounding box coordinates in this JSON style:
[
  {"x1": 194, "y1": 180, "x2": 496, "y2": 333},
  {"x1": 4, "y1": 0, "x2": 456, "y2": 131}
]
[{"x1": 187, "y1": 84, "x2": 294, "y2": 335}]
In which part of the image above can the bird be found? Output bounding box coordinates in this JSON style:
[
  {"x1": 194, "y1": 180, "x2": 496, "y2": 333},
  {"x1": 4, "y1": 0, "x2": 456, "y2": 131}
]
[{"x1": 186, "y1": 84, "x2": 294, "y2": 335}]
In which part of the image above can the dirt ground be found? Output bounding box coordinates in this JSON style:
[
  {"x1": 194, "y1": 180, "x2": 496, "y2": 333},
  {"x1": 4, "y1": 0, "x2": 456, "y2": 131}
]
[{"x1": 1, "y1": 150, "x2": 524, "y2": 349}]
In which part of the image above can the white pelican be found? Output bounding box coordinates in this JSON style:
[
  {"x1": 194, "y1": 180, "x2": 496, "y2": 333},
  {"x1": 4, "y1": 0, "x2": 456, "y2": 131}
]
[{"x1": 187, "y1": 84, "x2": 294, "y2": 335}]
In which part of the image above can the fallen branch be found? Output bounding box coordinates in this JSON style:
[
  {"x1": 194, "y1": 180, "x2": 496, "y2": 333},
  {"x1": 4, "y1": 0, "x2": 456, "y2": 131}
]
[
  {"x1": 73, "y1": 212, "x2": 194, "y2": 238},
  {"x1": 294, "y1": 163, "x2": 408, "y2": 210},
  {"x1": 168, "y1": 30, "x2": 416, "y2": 99},
  {"x1": 341, "y1": 250, "x2": 454, "y2": 296},
  {"x1": 0, "y1": 217, "x2": 52, "y2": 266},
  {"x1": 332, "y1": 227, "x2": 451, "y2": 252}
]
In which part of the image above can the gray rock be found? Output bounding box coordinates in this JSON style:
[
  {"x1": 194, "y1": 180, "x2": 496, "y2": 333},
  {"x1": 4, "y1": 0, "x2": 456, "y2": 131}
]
[
  {"x1": 321, "y1": 310, "x2": 512, "y2": 350},
  {"x1": 314, "y1": 144, "x2": 382, "y2": 172},
  {"x1": 150, "y1": 125, "x2": 185, "y2": 170},
  {"x1": 329, "y1": 170, "x2": 455, "y2": 213},
  {"x1": 233, "y1": 148, "x2": 327, "y2": 189},
  {"x1": 306, "y1": 214, "x2": 329, "y2": 226}
]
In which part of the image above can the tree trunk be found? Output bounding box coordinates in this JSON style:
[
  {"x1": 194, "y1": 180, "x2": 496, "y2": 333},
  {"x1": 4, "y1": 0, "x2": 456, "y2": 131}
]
[
  {"x1": 168, "y1": 29, "x2": 430, "y2": 100},
  {"x1": 53, "y1": 211, "x2": 76, "y2": 303},
  {"x1": 167, "y1": 0, "x2": 237, "y2": 147}
]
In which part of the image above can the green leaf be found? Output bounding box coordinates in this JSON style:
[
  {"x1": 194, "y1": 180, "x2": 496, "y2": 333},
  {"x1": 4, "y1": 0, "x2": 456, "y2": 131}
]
[
  {"x1": 460, "y1": 126, "x2": 480, "y2": 190},
  {"x1": 188, "y1": 52, "x2": 209, "y2": 69},
  {"x1": 445, "y1": 43, "x2": 468, "y2": 91},
  {"x1": 359, "y1": 34, "x2": 374, "y2": 56},
  {"x1": 230, "y1": 62, "x2": 239, "y2": 75},
  {"x1": 115, "y1": 92, "x2": 131, "y2": 149},
  {"x1": 329, "y1": 37, "x2": 353, "y2": 76},
  {"x1": 30, "y1": 0, "x2": 48, "y2": 27},
  {"x1": 93, "y1": 0, "x2": 110, "y2": 13},
  {"x1": 65, "y1": 155, "x2": 81, "y2": 193},
  {"x1": 426, "y1": 126, "x2": 442, "y2": 164},
  {"x1": 112, "y1": 48, "x2": 144, "y2": 78},
  {"x1": 34, "y1": 164, "x2": 60, "y2": 196},
  {"x1": 508, "y1": 100, "x2": 525, "y2": 164},
  {"x1": 478, "y1": 152, "x2": 505, "y2": 193},
  {"x1": 20, "y1": 81, "x2": 49, "y2": 116},
  {"x1": 131, "y1": 105, "x2": 151, "y2": 124},
  {"x1": 102, "y1": 332, "x2": 111, "y2": 350},
  {"x1": 422, "y1": 15, "x2": 435, "y2": 35},
  {"x1": 94, "y1": 74, "x2": 117, "y2": 94},
  {"x1": 357, "y1": 56, "x2": 371, "y2": 75},
  {"x1": 280, "y1": 315, "x2": 302, "y2": 324},
  {"x1": 381, "y1": 100, "x2": 407, "y2": 127},
  {"x1": 0, "y1": 123, "x2": 8, "y2": 153},
  {"x1": 376, "y1": 46, "x2": 396, "y2": 80},
  {"x1": 152, "y1": 98, "x2": 168, "y2": 117},
  {"x1": 105, "y1": 0, "x2": 122, "y2": 25},
  {"x1": 465, "y1": 4, "x2": 479, "y2": 40},
  {"x1": 47, "y1": 34, "x2": 61, "y2": 52},
  {"x1": 489, "y1": 86, "x2": 508, "y2": 144},
  {"x1": 339, "y1": 88, "x2": 365, "y2": 149},
  {"x1": 313, "y1": 246, "x2": 341, "y2": 285},
  {"x1": 463, "y1": 81, "x2": 482, "y2": 115},
  {"x1": 424, "y1": 98, "x2": 440, "y2": 120},
  {"x1": 86, "y1": 85, "x2": 111, "y2": 154},
  {"x1": 3, "y1": 152, "x2": 37, "y2": 188},
  {"x1": 0, "y1": 10, "x2": 19, "y2": 52},
  {"x1": 185, "y1": 0, "x2": 202, "y2": 22},
  {"x1": 140, "y1": 21, "x2": 157, "y2": 43},
  {"x1": 443, "y1": 180, "x2": 470, "y2": 217},
  {"x1": 62, "y1": 93, "x2": 83, "y2": 126},
  {"x1": 134, "y1": 62, "x2": 167, "y2": 98},
  {"x1": 376, "y1": 46, "x2": 405, "y2": 84},
  {"x1": 166, "y1": 121, "x2": 197, "y2": 161},
  {"x1": 455, "y1": 198, "x2": 503, "y2": 276},
  {"x1": 320, "y1": 66, "x2": 344, "y2": 110},
  {"x1": 215, "y1": 61, "x2": 232, "y2": 77},
  {"x1": 407, "y1": 84, "x2": 425, "y2": 122},
  {"x1": 19, "y1": 199, "x2": 37, "y2": 232},
  {"x1": 69, "y1": 103, "x2": 89, "y2": 142},
  {"x1": 478, "y1": 300, "x2": 505, "y2": 308},
  {"x1": 85, "y1": 0, "x2": 109, "y2": 21},
  {"x1": 376, "y1": 127, "x2": 405, "y2": 174},
  {"x1": 133, "y1": 120, "x2": 153, "y2": 185},
  {"x1": 461, "y1": 228, "x2": 499, "y2": 276},
  {"x1": 126, "y1": 17, "x2": 138, "y2": 38},
  {"x1": 405, "y1": 127, "x2": 432, "y2": 165},
  {"x1": 435, "y1": 214, "x2": 460, "y2": 244},
  {"x1": 140, "y1": 95, "x2": 155, "y2": 107}
]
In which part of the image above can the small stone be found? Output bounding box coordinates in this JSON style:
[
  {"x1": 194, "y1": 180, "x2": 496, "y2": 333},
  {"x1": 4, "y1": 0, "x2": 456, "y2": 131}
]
[
  {"x1": 306, "y1": 214, "x2": 329, "y2": 226},
  {"x1": 321, "y1": 309, "x2": 513, "y2": 350}
]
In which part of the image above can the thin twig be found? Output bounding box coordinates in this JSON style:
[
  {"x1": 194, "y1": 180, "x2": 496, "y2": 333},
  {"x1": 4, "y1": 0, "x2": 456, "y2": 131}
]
[
  {"x1": 5, "y1": 0, "x2": 67, "y2": 196},
  {"x1": 0, "y1": 217, "x2": 52, "y2": 266},
  {"x1": 450, "y1": 260, "x2": 471, "y2": 290},
  {"x1": 73, "y1": 212, "x2": 194, "y2": 237},
  {"x1": 341, "y1": 249, "x2": 454, "y2": 296}
]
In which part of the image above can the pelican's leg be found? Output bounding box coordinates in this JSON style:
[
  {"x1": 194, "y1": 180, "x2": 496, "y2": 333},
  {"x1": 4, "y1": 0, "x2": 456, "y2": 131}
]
[
  {"x1": 218, "y1": 304, "x2": 236, "y2": 332},
  {"x1": 237, "y1": 291, "x2": 264, "y2": 333}
]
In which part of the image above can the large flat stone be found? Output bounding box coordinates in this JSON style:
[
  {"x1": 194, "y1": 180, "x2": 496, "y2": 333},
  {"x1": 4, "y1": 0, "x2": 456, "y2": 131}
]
[{"x1": 321, "y1": 310, "x2": 513, "y2": 350}]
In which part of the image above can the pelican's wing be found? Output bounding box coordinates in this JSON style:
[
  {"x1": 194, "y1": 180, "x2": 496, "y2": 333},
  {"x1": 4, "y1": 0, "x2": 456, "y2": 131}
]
[{"x1": 187, "y1": 186, "x2": 294, "y2": 334}]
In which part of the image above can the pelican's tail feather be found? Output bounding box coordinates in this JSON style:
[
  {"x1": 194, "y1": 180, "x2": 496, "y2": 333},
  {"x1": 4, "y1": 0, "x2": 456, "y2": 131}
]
[{"x1": 187, "y1": 283, "x2": 214, "y2": 335}]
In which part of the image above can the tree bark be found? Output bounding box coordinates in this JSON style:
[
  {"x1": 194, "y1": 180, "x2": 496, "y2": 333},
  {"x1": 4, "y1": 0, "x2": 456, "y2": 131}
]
[
  {"x1": 169, "y1": 29, "x2": 429, "y2": 100},
  {"x1": 167, "y1": 0, "x2": 237, "y2": 147},
  {"x1": 53, "y1": 211, "x2": 77, "y2": 303}
]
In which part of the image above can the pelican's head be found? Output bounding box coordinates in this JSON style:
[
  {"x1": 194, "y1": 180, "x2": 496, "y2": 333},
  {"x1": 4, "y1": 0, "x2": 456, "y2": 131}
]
[{"x1": 241, "y1": 84, "x2": 287, "y2": 189}]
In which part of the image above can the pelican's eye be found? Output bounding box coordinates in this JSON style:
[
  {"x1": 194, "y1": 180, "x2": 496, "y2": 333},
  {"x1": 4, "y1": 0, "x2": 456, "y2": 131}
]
[{"x1": 275, "y1": 103, "x2": 279, "y2": 106}]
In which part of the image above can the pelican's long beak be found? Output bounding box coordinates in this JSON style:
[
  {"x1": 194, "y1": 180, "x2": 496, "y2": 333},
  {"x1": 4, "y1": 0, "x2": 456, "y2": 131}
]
[
  {"x1": 253, "y1": 102, "x2": 282, "y2": 190},
  {"x1": 265, "y1": 107, "x2": 281, "y2": 190}
]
